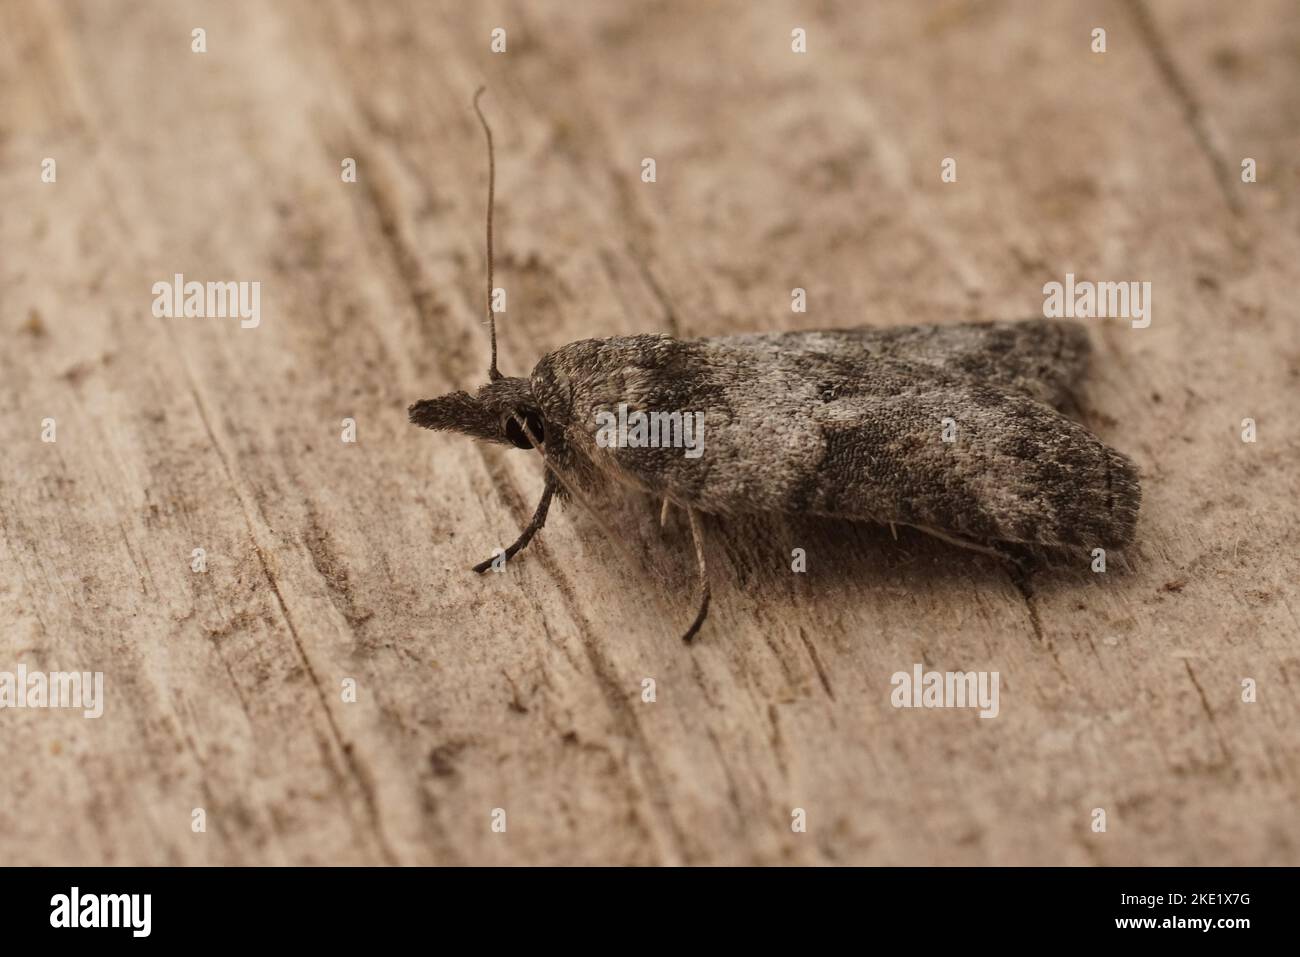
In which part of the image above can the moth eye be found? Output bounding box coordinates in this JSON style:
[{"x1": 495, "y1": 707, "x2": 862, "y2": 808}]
[{"x1": 504, "y1": 409, "x2": 545, "y2": 449}]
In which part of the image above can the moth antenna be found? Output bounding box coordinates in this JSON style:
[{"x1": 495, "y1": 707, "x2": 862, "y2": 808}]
[{"x1": 472, "y1": 86, "x2": 502, "y2": 381}]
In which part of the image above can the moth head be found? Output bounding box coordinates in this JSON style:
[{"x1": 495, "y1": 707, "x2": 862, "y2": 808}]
[{"x1": 408, "y1": 377, "x2": 546, "y2": 450}]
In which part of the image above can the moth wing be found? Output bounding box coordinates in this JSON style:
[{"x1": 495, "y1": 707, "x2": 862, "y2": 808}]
[
  {"x1": 727, "y1": 319, "x2": 1093, "y2": 410},
  {"x1": 768, "y1": 376, "x2": 1141, "y2": 548},
  {"x1": 537, "y1": 330, "x2": 1138, "y2": 548}
]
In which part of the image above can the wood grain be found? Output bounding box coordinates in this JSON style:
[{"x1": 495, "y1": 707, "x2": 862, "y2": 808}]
[{"x1": 1, "y1": 0, "x2": 1297, "y2": 865}]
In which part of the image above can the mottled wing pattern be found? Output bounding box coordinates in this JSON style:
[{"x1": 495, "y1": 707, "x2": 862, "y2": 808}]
[
  {"x1": 531, "y1": 320, "x2": 1139, "y2": 548},
  {"x1": 737, "y1": 319, "x2": 1092, "y2": 409}
]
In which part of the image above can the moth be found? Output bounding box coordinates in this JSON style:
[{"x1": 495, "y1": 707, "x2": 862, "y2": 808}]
[{"x1": 410, "y1": 90, "x2": 1141, "y2": 642}]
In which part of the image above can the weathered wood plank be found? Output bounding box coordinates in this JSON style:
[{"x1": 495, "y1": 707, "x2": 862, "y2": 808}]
[{"x1": 1, "y1": 0, "x2": 1296, "y2": 865}]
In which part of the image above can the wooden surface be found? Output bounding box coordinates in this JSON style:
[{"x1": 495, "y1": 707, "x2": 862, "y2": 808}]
[{"x1": 2, "y1": 0, "x2": 1298, "y2": 866}]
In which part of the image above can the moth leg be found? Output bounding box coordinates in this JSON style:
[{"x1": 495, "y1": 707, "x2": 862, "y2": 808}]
[
  {"x1": 659, "y1": 497, "x2": 672, "y2": 529},
  {"x1": 471, "y1": 472, "x2": 557, "y2": 574},
  {"x1": 681, "y1": 507, "x2": 712, "y2": 643},
  {"x1": 912, "y1": 523, "x2": 1019, "y2": 565}
]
